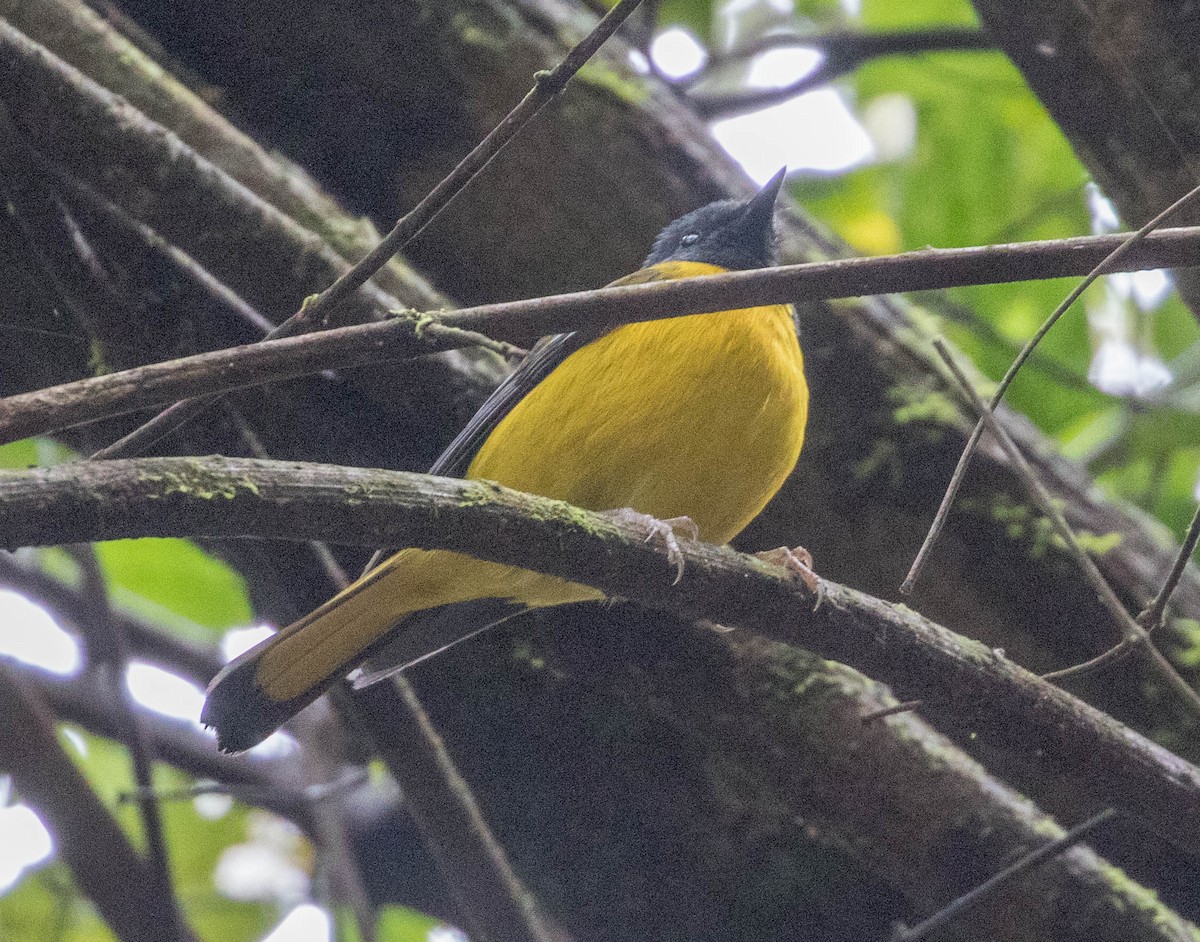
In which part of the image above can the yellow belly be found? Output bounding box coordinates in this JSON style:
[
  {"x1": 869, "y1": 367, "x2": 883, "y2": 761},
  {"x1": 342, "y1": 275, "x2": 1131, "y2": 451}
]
[{"x1": 469, "y1": 273, "x2": 808, "y2": 544}]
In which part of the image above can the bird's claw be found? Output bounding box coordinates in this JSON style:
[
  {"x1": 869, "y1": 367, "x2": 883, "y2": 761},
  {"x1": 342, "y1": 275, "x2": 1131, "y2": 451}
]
[
  {"x1": 755, "y1": 545, "x2": 821, "y2": 598},
  {"x1": 605, "y1": 509, "x2": 698, "y2": 585}
]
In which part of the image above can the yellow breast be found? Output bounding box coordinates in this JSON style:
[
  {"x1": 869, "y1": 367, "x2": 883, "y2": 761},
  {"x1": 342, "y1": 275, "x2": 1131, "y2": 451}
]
[{"x1": 468, "y1": 261, "x2": 808, "y2": 545}]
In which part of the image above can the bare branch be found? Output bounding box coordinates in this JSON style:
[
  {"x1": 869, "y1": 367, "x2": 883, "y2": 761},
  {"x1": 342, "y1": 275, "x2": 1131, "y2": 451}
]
[
  {"x1": 2, "y1": 455, "x2": 1200, "y2": 857},
  {"x1": 931, "y1": 338, "x2": 1200, "y2": 716},
  {"x1": 892, "y1": 807, "x2": 1118, "y2": 942},
  {"x1": 691, "y1": 28, "x2": 994, "y2": 118},
  {"x1": 904, "y1": 180, "x2": 1200, "y2": 594},
  {"x1": 6, "y1": 225, "x2": 1200, "y2": 446}
]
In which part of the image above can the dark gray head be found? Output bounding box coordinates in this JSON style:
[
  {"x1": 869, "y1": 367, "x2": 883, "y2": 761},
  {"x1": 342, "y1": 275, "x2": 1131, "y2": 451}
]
[{"x1": 643, "y1": 168, "x2": 786, "y2": 271}]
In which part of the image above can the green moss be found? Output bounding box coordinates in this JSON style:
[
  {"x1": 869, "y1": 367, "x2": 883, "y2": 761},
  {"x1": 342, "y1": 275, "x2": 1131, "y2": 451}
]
[
  {"x1": 455, "y1": 480, "x2": 501, "y2": 508},
  {"x1": 1073, "y1": 530, "x2": 1123, "y2": 556},
  {"x1": 1096, "y1": 861, "x2": 1199, "y2": 937},
  {"x1": 972, "y1": 494, "x2": 1057, "y2": 559},
  {"x1": 297, "y1": 292, "x2": 320, "y2": 317},
  {"x1": 888, "y1": 381, "x2": 962, "y2": 429},
  {"x1": 574, "y1": 60, "x2": 650, "y2": 106},
  {"x1": 87, "y1": 337, "x2": 111, "y2": 377},
  {"x1": 965, "y1": 493, "x2": 1122, "y2": 562},
  {"x1": 552, "y1": 501, "x2": 607, "y2": 533},
  {"x1": 140, "y1": 461, "x2": 261, "y2": 500},
  {"x1": 388, "y1": 307, "x2": 439, "y2": 339},
  {"x1": 1167, "y1": 619, "x2": 1200, "y2": 668},
  {"x1": 339, "y1": 482, "x2": 370, "y2": 506},
  {"x1": 451, "y1": 9, "x2": 514, "y2": 53},
  {"x1": 852, "y1": 440, "x2": 900, "y2": 484}
]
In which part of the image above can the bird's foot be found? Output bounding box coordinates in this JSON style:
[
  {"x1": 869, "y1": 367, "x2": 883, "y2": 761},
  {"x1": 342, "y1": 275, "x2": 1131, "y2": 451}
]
[
  {"x1": 604, "y1": 509, "x2": 699, "y2": 585},
  {"x1": 755, "y1": 545, "x2": 821, "y2": 597}
]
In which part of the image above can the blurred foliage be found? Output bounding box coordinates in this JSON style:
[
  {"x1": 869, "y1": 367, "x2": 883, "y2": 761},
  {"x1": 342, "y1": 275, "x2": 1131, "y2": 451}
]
[{"x1": 786, "y1": 0, "x2": 1199, "y2": 533}]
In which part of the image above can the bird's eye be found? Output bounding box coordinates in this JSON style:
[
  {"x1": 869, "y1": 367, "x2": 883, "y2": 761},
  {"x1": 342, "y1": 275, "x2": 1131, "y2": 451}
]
[{"x1": 681, "y1": 233, "x2": 700, "y2": 247}]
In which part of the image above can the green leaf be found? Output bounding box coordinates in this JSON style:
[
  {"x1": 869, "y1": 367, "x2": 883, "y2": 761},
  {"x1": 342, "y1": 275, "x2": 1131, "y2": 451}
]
[
  {"x1": 376, "y1": 905, "x2": 447, "y2": 942},
  {"x1": 92, "y1": 539, "x2": 253, "y2": 636}
]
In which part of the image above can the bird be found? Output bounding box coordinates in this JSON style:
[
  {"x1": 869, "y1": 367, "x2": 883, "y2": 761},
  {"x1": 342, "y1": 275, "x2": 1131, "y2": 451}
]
[{"x1": 202, "y1": 168, "x2": 810, "y2": 752}]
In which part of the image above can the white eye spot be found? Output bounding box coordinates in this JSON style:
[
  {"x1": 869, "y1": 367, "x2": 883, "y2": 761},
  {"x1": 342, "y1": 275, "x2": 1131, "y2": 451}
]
[{"x1": 681, "y1": 233, "x2": 700, "y2": 247}]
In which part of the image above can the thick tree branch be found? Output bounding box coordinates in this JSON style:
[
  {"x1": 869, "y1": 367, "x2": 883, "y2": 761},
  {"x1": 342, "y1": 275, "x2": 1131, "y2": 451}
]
[
  {"x1": 2, "y1": 455, "x2": 1199, "y2": 858},
  {"x1": 1, "y1": 0, "x2": 440, "y2": 308},
  {"x1": 5, "y1": 225, "x2": 1200, "y2": 446}
]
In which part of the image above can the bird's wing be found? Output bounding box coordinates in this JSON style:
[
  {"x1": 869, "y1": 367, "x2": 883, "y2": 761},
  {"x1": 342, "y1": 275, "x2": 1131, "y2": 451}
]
[
  {"x1": 430, "y1": 330, "x2": 594, "y2": 476},
  {"x1": 429, "y1": 264, "x2": 680, "y2": 477},
  {"x1": 353, "y1": 266, "x2": 682, "y2": 684}
]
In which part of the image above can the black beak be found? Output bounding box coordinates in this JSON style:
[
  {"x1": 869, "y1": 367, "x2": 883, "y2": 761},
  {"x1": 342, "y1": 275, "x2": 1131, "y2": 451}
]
[
  {"x1": 739, "y1": 167, "x2": 787, "y2": 232},
  {"x1": 726, "y1": 167, "x2": 786, "y2": 265}
]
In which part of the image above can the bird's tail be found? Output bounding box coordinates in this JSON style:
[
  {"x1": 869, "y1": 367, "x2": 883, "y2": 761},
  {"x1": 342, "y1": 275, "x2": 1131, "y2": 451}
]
[
  {"x1": 202, "y1": 549, "x2": 599, "y2": 752},
  {"x1": 202, "y1": 550, "x2": 442, "y2": 752}
]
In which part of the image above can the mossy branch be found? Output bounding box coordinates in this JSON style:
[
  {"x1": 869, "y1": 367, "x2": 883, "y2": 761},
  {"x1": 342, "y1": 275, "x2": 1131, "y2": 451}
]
[{"x1": 3, "y1": 454, "x2": 1200, "y2": 859}]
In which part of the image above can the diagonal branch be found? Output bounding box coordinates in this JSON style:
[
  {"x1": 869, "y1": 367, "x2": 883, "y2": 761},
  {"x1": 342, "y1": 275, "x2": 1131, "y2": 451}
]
[
  {"x1": 0, "y1": 660, "x2": 200, "y2": 942},
  {"x1": 63, "y1": 544, "x2": 185, "y2": 940},
  {"x1": 931, "y1": 339, "x2": 1200, "y2": 715},
  {"x1": 84, "y1": 0, "x2": 646, "y2": 461},
  {"x1": 5, "y1": 225, "x2": 1200, "y2": 446},
  {"x1": 1, "y1": 455, "x2": 1199, "y2": 858}
]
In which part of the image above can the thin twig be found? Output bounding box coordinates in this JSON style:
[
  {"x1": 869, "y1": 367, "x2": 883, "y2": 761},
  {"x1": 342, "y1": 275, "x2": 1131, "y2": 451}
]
[
  {"x1": 1043, "y1": 502, "x2": 1200, "y2": 682},
  {"x1": 1142, "y1": 502, "x2": 1200, "y2": 632},
  {"x1": 890, "y1": 807, "x2": 1117, "y2": 942},
  {"x1": 352, "y1": 678, "x2": 560, "y2": 942},
  {"x1": 117, "y1": 768, "x2": 368, "y2": 807},
  {"x1": 932, "y1": 339, "x2": 1200, "y2": 717},
  {"x1": 94, "y1": 0, "x2": 647, "y2": 461},
  {"x1": 861, "y1": 700, "x2": 923, "y2": 723},
  {"x1": 9, "y1": 224, "x2": 1200, "y2": 446},
  {"x1": 63, "y1": 544, "x2": 185, "y2": 940},
  {"x1": 903, "y1": 180, "x2": 1200, "y2": 595}
]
